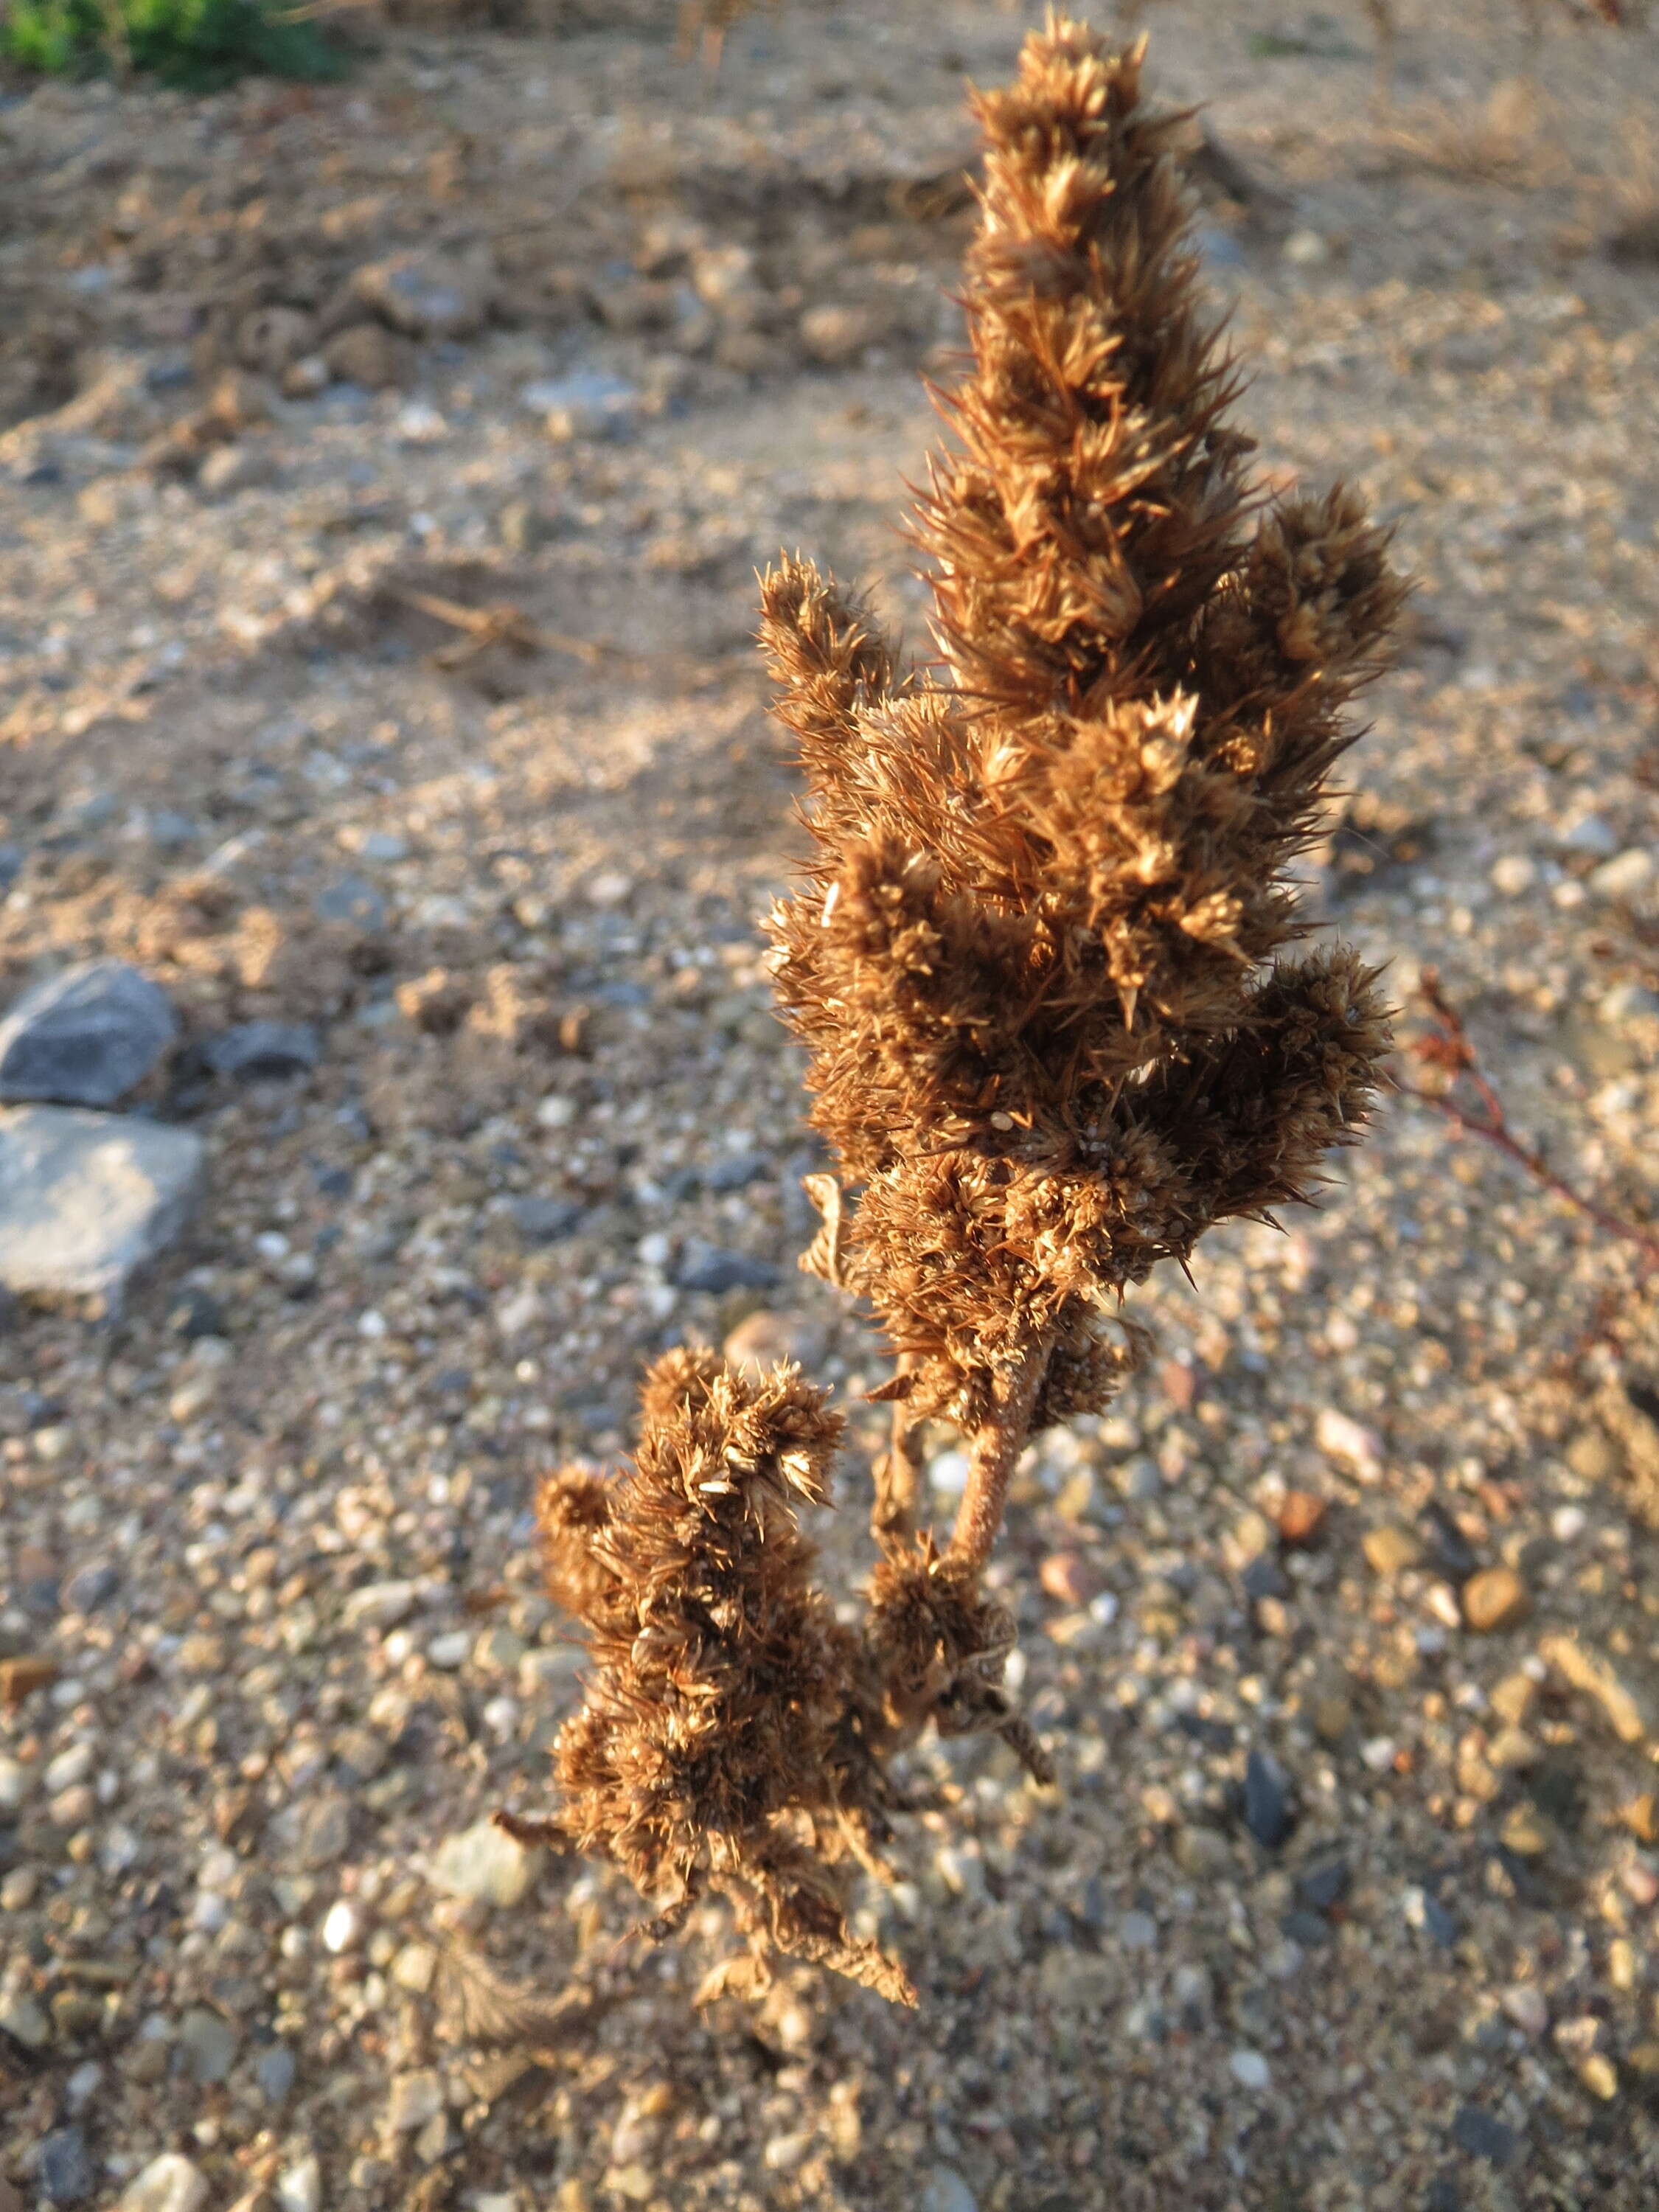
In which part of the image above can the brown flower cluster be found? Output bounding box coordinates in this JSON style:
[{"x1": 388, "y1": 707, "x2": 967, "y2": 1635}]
[{"x1": 505, "y1": 15, "x2": 1401, "y2": 2005}]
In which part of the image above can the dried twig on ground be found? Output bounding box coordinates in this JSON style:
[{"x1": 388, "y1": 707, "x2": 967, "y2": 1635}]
[
  {"x1": 388, "y1": 585, "x2": 613, "y2": 668},
  {"x1": 509, "y1": 15, "x2": 1401, "y2": 2007}
]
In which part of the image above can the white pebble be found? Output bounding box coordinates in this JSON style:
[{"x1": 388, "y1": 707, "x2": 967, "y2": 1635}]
[
  {"x1": 1500, "y1": 1983, "x2": 1548, "y2": 2037},
  {"x1": 1551, "y1": 1505, "x2": 1587, "y2": 1543},
  {"x1": 1229, "y1": 2048, "x2": 1271, "y2": 2090},
  {"x1": 426, "y1": 1630, "x2": 471, "y2": 1670},
  {"x1": 481, "y1": 1694, "x2": 521, "y2": 1740},
  {"x1": 1281, "y1": 228, "x2": 1329, "y2": 265},
  {"x1": 119, "y1": 2154, "x2": 209, "y2": 2212},
  {"x1": 44, "y1": 1742, "x2": 94, "y2": 1794},
  {"x1": 1590, "y1": 848, "x2": 1654, "y2": 899},
  {"x1": 1315, "y1": 1407, "x2": 1382, "y2": 1479},
  {"x1": 1488, "y1": 854, "x2": 1536, "y2": 897},
  {"x1": 928, "y1": 1449, "x2": 970, "y2": 1497},
  {"x1": 358, "y1": 1308, "x2": 389, "y2": 1339},
  {"x1": 276, "y1": 2152, "x2": 321, "y2": 2212},
  {"x1": 341, "y1": 1579, "x2": 418, "y2": 1631},
  {"x1": 320, "y1": 1899, "x2": 362, "y2": 1954}
]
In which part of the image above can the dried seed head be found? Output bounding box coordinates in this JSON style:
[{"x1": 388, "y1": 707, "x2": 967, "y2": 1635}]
[{"x1": 765, "y1": 18, "x2": 1400, "y2": 1425}]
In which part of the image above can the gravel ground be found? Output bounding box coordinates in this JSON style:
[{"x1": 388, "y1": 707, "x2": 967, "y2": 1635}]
[{"x1": 3, "y1": 2, "x2": 1659, "y2": 2207}]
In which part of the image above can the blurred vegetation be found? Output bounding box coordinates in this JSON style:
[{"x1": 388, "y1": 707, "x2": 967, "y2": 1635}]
[{"x1": 0, "y1": 0, "x2": 349, "y2": 86}]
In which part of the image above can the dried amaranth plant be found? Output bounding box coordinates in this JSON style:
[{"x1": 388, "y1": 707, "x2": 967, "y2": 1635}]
[{"x1": 501, "y1": 15, "x2": 1402, "y2": 2006}]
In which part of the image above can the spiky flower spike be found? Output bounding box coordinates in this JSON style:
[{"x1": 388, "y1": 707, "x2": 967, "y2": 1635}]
[
  {"x1": 506, "y1": 17, "x2": 1399, "y2": 2005},
  {"x1": 765, "y1": 15, "x2": 1399, "y2": 1573},
  {"x1": 507, "y1": 1349, "x2": 916, "y2": 2002}
]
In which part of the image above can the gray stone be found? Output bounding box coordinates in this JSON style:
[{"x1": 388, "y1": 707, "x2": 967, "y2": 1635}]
[
  {"x1": 40, "y1": 2128, "x2": 95, "y2": 2205},
  {"x1": 1196, "y1": 223, "x2": 1248, "y2": 273},
  {"x1": 198, "y1": 443, "x2": 279, "y2": 498},
  {"x1": 204, "y1": 1023, "x2": 320, "y2": 1081},
  {"x1": 1242, "y1": 1747, "x2": 1295, "y2": 1849},
  {"x1": 357, "y1": 830, "x2": 408, "y2": 863},
  {"x1": 353, "y1": 250, "x2": 494, "y2": 340},
  {"x1": 920, "y1": 2169, "x2": 977, "y2": 2212},
  {"x1": 179, "y1": 2005, "x2": 238, "y2": 2083},
  {"x1": 386, "y1": 2067, "x2": 444, "y2": 2133},
  {"x1": 295, "y1": 1793, "x2": 352, "y2": 1868},
  {"x1": 1296, "y1": 1857, "x2": 1350, "y2": 1912},
  {"x1": 1451, "y1": 2103, "x2": 1518, "y2": 2166},
  {"x1": 507, "y1": 1195, "x2": 583, "y2": 1245},
  {"x1": 430, "y1": 1818, "x2": 540, "y2": 1907},
  {"x1": 703, "y1": 1151, "x2": 771, "y2": 1192},
  {"x1": 255, "y1": 2043, "x2": 297, "y2": 2104},
  {"x1": 145, "y1": 810, "x2": 201, "y2": 851},
  {"x1": 313, "y1": 875, "x2": 386, "y2": 929},
  {"x1": 60, "y1": 1558, "x2": 119, "y2": 1613},
  {"x1": 166, "y1": 1287, "x2": 226, "y2": 1340},
  {"x1": 1601, "y1": 981, "x2": 1659, "y2": 1026},
  {"x1": 522, "y1": 371, "x2": 640, "y2": 444},
  {"x1": 119, "y1": 2153, "x2": 209, "y2": 2212},
  {"x1": 674, "y1": 1240, "x2": 781, "y2": 1294},
  {"x1": 0, "y1": 1106, "x2": 205, "y2": 1311},
  {"x1": 0, "y1": 959, "x2": 176, "y2": 1106}
]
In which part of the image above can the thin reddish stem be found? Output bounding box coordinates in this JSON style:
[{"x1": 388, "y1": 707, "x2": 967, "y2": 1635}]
[{"x1": 1391, "y1": 967, "x2": 1659, "y2": 1275}]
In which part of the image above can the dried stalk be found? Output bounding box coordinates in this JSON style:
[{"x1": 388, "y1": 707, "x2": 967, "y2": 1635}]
[
  {"x1": 509, "y1": 15, "x2": 1400, "y2": 2008},
  {"x1": 947, "y1": 1342, "x2": 1054, "y2": 1575}
]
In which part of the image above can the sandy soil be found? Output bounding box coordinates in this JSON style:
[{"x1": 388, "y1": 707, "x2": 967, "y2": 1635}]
[{"x1": 3, "y1": 2, "x2": 1659, "y2": 2207}]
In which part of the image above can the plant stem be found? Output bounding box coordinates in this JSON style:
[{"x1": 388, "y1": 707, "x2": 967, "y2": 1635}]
[{"x1": 945, "y1": 1341, "x2": 1052, "y2": 1574}]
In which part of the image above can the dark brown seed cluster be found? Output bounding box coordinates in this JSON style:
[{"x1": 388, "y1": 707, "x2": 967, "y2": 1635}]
[{"x1": 506, "y1": 15, "x2": 1401, "y2": 2004}]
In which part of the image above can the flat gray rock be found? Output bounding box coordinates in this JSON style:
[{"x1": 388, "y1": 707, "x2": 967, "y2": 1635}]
[
  {"x1": 0, "y1": 959, "x2": 177, "y2": 1107},
  {"x1": 0, "y1": 1105, "x2": 205, "y2": 1311}
]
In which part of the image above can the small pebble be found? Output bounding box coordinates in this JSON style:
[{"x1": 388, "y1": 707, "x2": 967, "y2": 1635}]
[
  {"x1": 1588, "y1": 848, "x2": 1653, "y2": 899},
  {"x1": 1499, "y1": 1983, "x2": 1548, "y2": 2038},
  {"x1": 1296, "y1": 1857, "x2": 1350, "y2": 1913},
  {"x1": 119, "y1": 2155, "x2": 209, "y2": 2212},
  {"x1": 320, "y1": 1899, "x2": 362, "y2": 1953},
  {"x1": 256, "y1": 2044, "x2": 297, "y2": 2104},
  {"x1": 1450, "y1": 2104, "x2": 1517, "y2": 2167},
  {"x1": 1229, "y1": 2048, "x2": 1271, "y2": 2090},
  {"x1": 1579, "y1": 2052, "x2": 1618, "y2": 2101},
  {"x1": 1039, "y1": 1551, "x2": 1102, "y2": 1605},
  {"x1": 1276, "y1": 1489, "x2": 1326, "y2": 1547},
  {"x1": 275, "y1": 2154, "x2": 321, "y2": 2212},
  {"x1": 179, "y1": 2006, "x2": 238, "y2": 2083},
  {"x1": 341, "y1": 1579, "x2": 418, "y2": 1631},
  {"x1": 39, "y1": 2129, "x2": 95, "y2": 2207},
  {"x1": 0, "y1": 1994, "x2": 48, "y2": 2048},
  {"x1": 1363, "y1": 1526, "x2": 1420, "y2": 1576},
  {"x1": 386, "y1": 2068, "x2": 445, "y2": 2133},
  {"x1": 430, "y1": 1818, "x2": 540, "y2": 1907},
  {"x1": 919, "y1": 2169, "x2": 978, "y2": 2212},
  {"x1": 1316, "y1": 1408, "x2": 1382, "y2": 1478},
  {"x1": 1242, "y1": 1747, "x2": 1295, "y2": 1849},
  {"x1": 1461, "y1": 1565, "x2": 1529, "y2": 1633}
]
